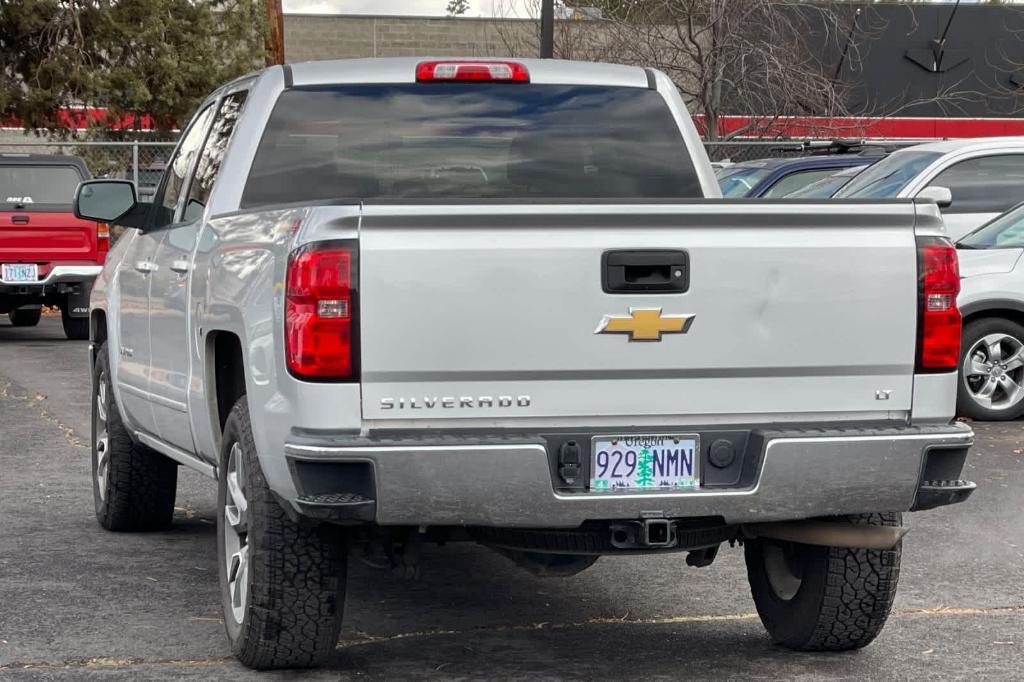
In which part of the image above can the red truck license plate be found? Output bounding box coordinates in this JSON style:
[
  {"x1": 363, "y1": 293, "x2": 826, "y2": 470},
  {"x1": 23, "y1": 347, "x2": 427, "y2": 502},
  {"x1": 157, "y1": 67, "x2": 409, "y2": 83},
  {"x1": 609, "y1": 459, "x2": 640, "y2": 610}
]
[{"x1": 2, "y1": 263, "x2": 38, "y2": 283}]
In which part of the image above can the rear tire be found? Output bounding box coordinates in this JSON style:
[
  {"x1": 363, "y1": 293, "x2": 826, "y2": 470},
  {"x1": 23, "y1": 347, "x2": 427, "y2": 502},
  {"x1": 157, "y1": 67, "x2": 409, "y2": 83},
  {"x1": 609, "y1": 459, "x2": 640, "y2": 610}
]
[
  {"x1": 744, "y1": 513, "x2": 901, "y2": 651},
  {"x1": 8, "y1": 307, "x2": 42, "y2": 327},
  {"x1": 62, "y1": 306, "x2": 89, "y2": 340},
  {"x1": 92, "y1": 342, "x2": 178, "y2": 531},
  {"x1": 218, "y1": 396, "x2": 348, "y2": 670}
]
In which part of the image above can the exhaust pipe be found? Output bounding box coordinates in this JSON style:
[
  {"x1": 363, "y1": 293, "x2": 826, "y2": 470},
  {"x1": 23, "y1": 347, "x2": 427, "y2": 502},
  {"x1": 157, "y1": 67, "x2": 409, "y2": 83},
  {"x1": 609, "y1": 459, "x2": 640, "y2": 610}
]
[{"x1": 742, "y1": 521, "x2": 908, "y2": 550}]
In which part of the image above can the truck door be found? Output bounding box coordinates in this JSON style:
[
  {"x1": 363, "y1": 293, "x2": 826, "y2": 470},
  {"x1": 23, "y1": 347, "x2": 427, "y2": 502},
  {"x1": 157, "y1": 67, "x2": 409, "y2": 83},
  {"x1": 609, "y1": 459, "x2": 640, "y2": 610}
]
[
  {"x1": 149, "y1": 92, "x2": 246, "y2": 453},
  {"x1": 112, "y1": 229, "x2": 160, "y2": 436},
  {"x1": 142, "y1": 104, "x2": 216, "y2": 450}
]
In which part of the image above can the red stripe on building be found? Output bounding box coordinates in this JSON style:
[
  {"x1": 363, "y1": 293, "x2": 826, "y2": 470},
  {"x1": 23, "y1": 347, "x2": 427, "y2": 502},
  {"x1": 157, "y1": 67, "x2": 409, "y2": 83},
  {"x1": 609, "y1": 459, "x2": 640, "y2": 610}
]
[
  {"x1": 695, "y1": 116, "x2": 1024, "y2": 139},
  {"x1": 2, "y1": 107, "x2": 172, "y2": 132}
]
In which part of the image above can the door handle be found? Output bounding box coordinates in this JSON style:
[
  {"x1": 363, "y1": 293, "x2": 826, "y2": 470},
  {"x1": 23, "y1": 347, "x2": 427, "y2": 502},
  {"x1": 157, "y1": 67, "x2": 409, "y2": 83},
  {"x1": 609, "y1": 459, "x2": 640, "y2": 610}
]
[
  {"x1": 134, "y1": 260, "x2": 157, "y2": 274},
  {"x1": 169, "y1": 260, "x2": 190, "y2": 274},
  {"x1": 602, "y1": 250, "x2": 689, "y2": 294}
]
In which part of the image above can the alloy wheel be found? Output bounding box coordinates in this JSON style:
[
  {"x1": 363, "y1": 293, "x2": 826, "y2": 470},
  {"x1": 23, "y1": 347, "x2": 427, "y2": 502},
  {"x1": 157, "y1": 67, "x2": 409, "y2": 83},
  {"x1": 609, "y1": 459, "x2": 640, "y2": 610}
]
[
  {"x1": 223, "y1": 442, "x2": 250, "y2": 625},
  {"x1": 762, "y1": 542, "x2": 805, "y2": 601},
  {"x1": 94, "y1": 372, "x2": 110, "y2": 501},
  {"x1": 963, "y1": 333, "x2": 1024, "y2": 411}
]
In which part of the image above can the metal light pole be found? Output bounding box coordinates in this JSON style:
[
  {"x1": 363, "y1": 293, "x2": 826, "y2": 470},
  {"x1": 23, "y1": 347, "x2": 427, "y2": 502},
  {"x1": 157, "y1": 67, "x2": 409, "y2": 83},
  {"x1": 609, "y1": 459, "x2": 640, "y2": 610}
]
[{"x1": 540, "y1": 0, "x2": 554, "y2": 58}]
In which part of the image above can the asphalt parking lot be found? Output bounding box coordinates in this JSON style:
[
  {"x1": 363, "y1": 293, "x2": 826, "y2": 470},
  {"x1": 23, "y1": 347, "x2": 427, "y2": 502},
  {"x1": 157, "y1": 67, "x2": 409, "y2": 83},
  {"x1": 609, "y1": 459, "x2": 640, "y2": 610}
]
[{"x1": 0, "y1": 316, "x2": 1022, "y2": 680}]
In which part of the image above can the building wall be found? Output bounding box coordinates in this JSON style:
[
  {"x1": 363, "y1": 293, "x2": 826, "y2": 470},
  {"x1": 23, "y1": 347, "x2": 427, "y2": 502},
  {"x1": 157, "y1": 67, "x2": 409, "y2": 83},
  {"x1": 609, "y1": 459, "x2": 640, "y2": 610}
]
[{"x1": 283, "y1": 14, "x2": 538, "y2": 62}]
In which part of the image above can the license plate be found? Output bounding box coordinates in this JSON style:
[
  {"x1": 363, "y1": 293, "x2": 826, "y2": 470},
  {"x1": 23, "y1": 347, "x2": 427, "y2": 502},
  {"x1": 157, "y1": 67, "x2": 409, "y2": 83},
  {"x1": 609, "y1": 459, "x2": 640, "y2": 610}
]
[
  {"x1": 590, "y1": 434, "x2": 699, "y2": 491},
  {"x1": 2, "y1": 263, "x2": 38, "y2": 283}
]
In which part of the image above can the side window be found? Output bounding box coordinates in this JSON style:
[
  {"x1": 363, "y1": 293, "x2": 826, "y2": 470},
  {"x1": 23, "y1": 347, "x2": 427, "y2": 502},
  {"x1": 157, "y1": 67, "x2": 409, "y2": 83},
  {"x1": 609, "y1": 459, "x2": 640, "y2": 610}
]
[
  {"x1": 763, "y1": 168, "x2": 844, "y2": 198},
  {"x1": 182, "y1": 91, "x2": 248, "y2": 223},
  {"x1": 151, "y1": 105, "x2": 216, "y2": 229},
  {"x1": 929, "y1": 154, "x2": 1024, "y2": 214}
]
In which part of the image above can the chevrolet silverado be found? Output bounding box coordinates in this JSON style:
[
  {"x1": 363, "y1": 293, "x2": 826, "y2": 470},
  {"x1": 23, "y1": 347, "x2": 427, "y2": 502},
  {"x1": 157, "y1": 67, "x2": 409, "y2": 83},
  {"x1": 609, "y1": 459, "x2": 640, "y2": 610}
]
[{"x1": 75, "y1": 58, "x2": 975, "y2": 669}]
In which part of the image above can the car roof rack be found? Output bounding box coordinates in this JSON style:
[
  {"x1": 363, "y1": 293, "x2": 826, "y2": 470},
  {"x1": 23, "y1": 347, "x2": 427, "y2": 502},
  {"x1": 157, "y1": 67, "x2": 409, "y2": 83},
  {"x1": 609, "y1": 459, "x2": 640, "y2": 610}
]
[{"x1": 800, "y1": 139, "x2": 920, "y2": 156}]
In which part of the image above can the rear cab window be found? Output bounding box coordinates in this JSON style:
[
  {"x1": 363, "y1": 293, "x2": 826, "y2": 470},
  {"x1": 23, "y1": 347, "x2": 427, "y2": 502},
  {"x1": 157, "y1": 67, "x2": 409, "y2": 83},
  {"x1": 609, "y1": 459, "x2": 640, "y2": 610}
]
[
  {"x1": 241, "y1": 83, "x2": 701, "y2": 208},
  {"x1": 1, "y1": 164, "x2": 85, "y2": 209}
]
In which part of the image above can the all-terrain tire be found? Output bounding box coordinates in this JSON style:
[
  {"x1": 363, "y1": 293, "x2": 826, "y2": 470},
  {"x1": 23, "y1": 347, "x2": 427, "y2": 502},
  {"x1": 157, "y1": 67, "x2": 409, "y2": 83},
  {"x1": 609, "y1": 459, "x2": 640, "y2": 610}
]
[
  {"x1": 92, "y1": 343, "x2": 178, "y2": 531},
  {"x1": 8, "y1": 307, "x2": 42, "y2": 327},
  {"x1": 217, "y1": 396, "x2": 348, "y2": 670},
  {"x1": 62, "y1": 306, "x2": 89, "y2": 340},
  {"x1": 744, "y1": 513, "x2": 901, "y2": 651}
]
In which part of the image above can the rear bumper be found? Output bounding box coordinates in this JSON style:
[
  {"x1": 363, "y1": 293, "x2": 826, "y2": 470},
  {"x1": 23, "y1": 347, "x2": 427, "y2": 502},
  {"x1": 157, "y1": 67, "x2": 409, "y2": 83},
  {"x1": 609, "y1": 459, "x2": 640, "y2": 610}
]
[
  {"x1": 0, "y1": 264, "x2": 101, "y2": 287},
  {"x1": 282, "y1": 423, "x2": 974, "y2": 527}
]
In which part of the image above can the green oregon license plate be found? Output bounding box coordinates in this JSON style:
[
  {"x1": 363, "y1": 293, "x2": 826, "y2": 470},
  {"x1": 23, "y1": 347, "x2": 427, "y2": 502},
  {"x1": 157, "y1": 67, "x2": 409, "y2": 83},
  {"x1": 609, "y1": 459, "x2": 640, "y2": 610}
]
[
  {"x1": 590, "y1": 434, "x2": 700, "y2": 491},
  {"x1": 2, "y1": 263, "x2": 38, "y2": 283}
]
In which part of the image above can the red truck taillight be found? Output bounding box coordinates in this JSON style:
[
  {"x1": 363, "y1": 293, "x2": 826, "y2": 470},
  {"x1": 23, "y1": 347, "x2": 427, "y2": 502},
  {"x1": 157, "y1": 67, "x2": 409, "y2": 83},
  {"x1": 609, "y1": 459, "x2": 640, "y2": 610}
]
[
  {"x1": 97, "y1": 222, "x2": 110, "y2": 258},
  {"x1": 916, "y1": 237, "x2": 961, "y2": 372},
  {"x1": 285, "y1": 241, "x2": 358, "y2": 381}
]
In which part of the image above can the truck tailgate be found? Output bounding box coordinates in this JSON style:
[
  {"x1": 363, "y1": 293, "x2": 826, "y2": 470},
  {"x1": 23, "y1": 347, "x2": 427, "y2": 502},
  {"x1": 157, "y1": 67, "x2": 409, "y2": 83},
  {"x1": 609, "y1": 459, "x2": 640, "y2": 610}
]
[
  {"x1": 356, "y1": 202, "x2": 919, "y2": 423},
  {"x1": 0, "y1": 211, "x2": 97, "y2": 262}
]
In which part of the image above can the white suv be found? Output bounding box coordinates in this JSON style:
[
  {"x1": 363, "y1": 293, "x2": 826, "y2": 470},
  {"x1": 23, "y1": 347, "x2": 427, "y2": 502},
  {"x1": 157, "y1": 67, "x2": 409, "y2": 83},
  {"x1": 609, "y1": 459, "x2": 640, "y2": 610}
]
[{"x1": 835, "y1": 137, "x2": 1024, "y2": 240}]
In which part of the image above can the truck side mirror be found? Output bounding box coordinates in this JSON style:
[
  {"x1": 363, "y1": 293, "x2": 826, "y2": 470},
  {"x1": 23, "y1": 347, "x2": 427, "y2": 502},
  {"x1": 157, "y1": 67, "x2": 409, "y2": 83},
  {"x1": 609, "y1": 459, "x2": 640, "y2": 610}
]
[
  {"x1": 74, "y1": 180, "x2": 149, "y2": 229},
  {"x1": 917, "y1": 185, "x2": 953, "y2": 209}
]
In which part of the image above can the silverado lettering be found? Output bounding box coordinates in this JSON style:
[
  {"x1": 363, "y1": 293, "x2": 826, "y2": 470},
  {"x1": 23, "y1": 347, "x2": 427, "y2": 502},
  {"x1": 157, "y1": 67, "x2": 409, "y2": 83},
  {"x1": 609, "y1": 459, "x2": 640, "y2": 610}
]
[{"x1": 380, "y1": 395, "x2": 531, "y2": 409}]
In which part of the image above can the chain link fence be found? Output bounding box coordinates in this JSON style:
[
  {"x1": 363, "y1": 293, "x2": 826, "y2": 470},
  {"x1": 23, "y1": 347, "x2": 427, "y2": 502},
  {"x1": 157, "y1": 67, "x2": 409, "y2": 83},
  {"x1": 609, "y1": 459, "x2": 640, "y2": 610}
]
[
  {"x1": 0, "y1": 140, "x2": 177, "y2": 200},
  {"x1": 1, "y1": 137, "x2": 936, "y2": 191}
]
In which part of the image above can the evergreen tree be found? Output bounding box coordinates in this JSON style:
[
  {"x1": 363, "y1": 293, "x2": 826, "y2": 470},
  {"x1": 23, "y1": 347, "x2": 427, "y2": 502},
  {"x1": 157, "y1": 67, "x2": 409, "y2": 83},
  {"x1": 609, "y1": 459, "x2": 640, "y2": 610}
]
[
  {"x1": 0, "y1": 1, "x2": 264, "y2": 135},
  {"x1": 635, "y1": 448, "x2": 654, "y2": 487},
  {"x1": 446, "y1": 0, "x2": 469, "y2": 16}
]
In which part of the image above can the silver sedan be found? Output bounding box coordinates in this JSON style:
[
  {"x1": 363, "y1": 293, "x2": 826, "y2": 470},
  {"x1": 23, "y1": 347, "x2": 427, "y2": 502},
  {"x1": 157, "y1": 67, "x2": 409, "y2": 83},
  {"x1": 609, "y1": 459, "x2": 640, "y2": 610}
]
[{"x1": 956, "y1": 202, "x2": 1024, "y2": 420}]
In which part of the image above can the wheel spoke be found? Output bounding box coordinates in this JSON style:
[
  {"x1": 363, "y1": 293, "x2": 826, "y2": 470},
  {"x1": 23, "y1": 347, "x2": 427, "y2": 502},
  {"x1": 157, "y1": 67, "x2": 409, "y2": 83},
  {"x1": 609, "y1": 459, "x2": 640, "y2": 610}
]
[
  {"x1": 999, "y1": 375, "x2": 1024, "y2": 405},
  {"x1": 95, "y1": 432, "x2": 110, "y2": 501},
  {"x1": 225, "y1": 472, "x2": 247, "y2": 531},
  {"x1": 96, "y1": 436, "x2": 109, "y2": 473},
  {"x1": 229, "y1": 546, "x2": 249, "y2": 612},
  {"x1": 967, "y1": 357, "x2": 990, "y2": 377},
  {"x1": 985, "y1": 338, "x2": 1004, "y2": 363},
  {"x1": 96, "y1": 382, "x2": 107, "y2": 423},
  {"x1": 1003, "y1": 348, "x2": 1024, "y2": 372},
  {"x1": 974, "y1": 377, "x2": 999, "y2": 407}
]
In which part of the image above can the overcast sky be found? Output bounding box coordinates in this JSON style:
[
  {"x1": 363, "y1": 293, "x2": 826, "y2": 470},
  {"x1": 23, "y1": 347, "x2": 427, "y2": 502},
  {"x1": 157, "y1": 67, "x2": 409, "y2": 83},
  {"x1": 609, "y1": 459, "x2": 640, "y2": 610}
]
[
  {"x1": 282, "y1": 1, "x2": 1006, "y2": 17},
  {"x1": 283, "y1": 1, "x2": 533, "y2": 18}
]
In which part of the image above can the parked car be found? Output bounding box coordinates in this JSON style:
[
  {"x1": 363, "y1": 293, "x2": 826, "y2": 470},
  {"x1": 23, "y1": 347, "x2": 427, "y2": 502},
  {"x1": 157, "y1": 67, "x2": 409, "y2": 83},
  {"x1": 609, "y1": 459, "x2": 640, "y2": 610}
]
[
  {"x1": 0, "y1": 153, "x2": 103, "y2": 338},
  {"x1": 835, "y1": 137, "x2": 1024, "y2": 240},
  {"x1": 955, "y1": 202, "x2": 1024, "y2": 420},
  {"x1": 715, "y1": 154, "x2": 877, "y2": 198},
  {"x1": 783, "y1": 164, "x2": 868, "y2": 198},
  {"x1": 77, "y1": 58, "x2": 973, "y2": 670}
]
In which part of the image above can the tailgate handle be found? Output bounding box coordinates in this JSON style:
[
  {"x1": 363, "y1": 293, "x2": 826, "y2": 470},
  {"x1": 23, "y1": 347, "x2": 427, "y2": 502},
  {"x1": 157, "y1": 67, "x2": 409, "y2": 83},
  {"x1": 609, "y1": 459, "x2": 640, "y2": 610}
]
[
  {"x1": 602, "y1": 250, "x2": 689, "y2": 294},
  {"x1": 11, "y1": 215, "x2": 29, "y2": 224}
]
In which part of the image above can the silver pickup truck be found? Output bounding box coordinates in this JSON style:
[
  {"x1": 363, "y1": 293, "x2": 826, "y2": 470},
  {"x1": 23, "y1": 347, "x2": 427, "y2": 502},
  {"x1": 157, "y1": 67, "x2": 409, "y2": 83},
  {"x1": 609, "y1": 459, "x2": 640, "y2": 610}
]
[{"x1": 75, "y1": 58, "x2": 975, "y2": 670}]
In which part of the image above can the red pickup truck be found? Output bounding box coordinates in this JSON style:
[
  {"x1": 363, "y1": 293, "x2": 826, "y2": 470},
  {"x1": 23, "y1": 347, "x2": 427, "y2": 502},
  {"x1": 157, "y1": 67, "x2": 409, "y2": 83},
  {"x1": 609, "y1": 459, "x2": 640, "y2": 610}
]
[{"x1": 1, "y1": 153, "x2": 105, "y2": 339}]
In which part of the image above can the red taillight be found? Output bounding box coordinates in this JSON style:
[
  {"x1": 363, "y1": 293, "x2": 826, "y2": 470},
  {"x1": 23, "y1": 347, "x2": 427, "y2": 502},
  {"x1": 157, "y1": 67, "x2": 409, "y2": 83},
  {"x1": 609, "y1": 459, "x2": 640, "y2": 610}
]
[
  {"x1": 285, "y1": 241, "x2": 358, "y2": 381},
  {"x1": 97, "y1": 222, "x2": 110, "y2": 258},
  {"x1": 917, "y1": 238, "x2": 961, "y2": 372},
  {"x1": 416, "y1": 60, "x2": 529, "y2": 83}
]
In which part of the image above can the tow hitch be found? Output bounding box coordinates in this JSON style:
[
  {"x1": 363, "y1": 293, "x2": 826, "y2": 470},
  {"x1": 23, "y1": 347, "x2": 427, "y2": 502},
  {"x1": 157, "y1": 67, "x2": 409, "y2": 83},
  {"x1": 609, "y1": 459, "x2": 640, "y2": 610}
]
[{"x1": 609, "y1": 519, "x2": 676, "y2": 549}]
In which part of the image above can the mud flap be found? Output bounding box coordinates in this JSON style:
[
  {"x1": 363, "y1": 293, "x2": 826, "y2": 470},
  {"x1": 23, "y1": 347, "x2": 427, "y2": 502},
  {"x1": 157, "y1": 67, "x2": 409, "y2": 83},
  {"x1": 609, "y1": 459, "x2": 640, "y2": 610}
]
[{"x1": 65, "y1": 284, "x2": 92, "y2": 317}]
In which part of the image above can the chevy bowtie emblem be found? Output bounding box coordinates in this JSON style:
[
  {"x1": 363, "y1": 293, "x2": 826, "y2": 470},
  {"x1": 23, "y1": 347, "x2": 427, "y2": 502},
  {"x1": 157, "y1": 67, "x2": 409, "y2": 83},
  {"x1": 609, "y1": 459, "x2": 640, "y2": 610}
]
[{"x1": 594, "y1": 308, "x2": 695, "y2": 342}]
